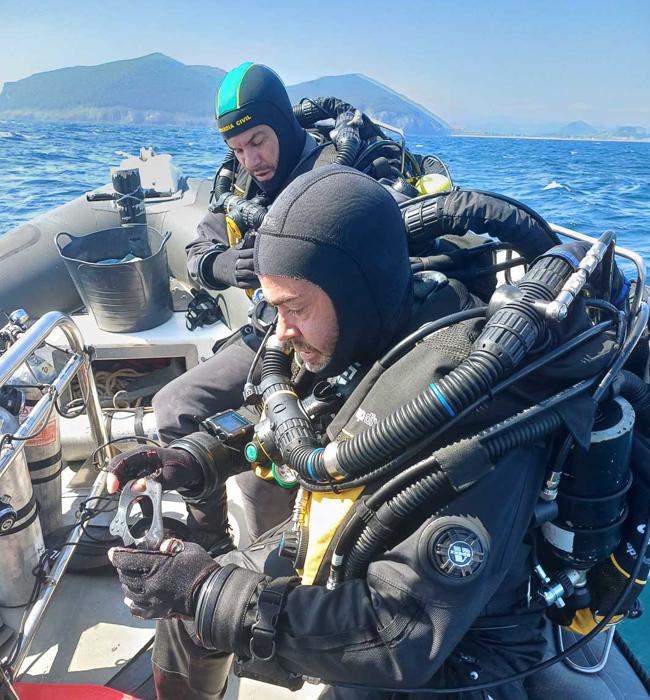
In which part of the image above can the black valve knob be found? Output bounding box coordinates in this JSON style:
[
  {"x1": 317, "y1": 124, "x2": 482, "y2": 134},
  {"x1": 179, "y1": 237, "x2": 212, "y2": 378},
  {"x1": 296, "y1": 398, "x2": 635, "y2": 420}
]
[{"x1": 278, "y1": 528, "x2": 309, "y2": 569}]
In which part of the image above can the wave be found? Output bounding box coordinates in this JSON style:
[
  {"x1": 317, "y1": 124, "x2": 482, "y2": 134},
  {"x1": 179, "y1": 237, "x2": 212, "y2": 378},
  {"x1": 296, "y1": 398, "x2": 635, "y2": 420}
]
[
  {"x1": 0, "y1": 131, "x2": 27, "y2": 141},
  {"x1": 114, "y1": 150, "x2": 130, "y2": 158},
  {"x1": 543, "y1": 180, "x2": 572, "y2": 191},
  {"x1": 617, "y1": 182, "x2": 644, "y2": 195}
]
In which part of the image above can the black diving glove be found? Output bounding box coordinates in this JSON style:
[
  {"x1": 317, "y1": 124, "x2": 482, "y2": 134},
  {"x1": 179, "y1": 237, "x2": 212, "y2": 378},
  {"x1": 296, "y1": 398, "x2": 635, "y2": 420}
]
[
  {"x1": 211, "y1": 242, "x2": 258, "y2": 289},
  {"x1": 106, "y1": 445, "x2": 204, "y2": 494},
  {"x1": 109, "y1": 539, "x2": 219, "y2": 619}
]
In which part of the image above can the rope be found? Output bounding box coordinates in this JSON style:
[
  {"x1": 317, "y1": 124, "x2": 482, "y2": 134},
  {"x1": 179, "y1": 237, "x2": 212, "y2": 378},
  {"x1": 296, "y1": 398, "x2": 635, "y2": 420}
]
[
  {"x1": 93, "y1": 368, "x2": 147, "y2": 408},
  {"x1": 114, "y1": 188, "x2": 143, "y2": 206},
  {"x1": 613, "y1": 630, "x2": 650, "y2": 693}
]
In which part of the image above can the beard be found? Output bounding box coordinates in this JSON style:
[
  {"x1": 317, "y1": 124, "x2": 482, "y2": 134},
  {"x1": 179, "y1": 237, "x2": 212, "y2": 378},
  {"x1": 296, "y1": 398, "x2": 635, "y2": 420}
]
[{"x1": 293, "y1": 340, "x2": 332, "y2": 373}]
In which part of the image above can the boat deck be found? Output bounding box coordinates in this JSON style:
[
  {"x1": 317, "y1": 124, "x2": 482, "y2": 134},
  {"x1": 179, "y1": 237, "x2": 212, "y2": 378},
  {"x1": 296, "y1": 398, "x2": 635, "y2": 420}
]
[{"x1": 2, "y1": 462, "x2": 323, "y2": 699}]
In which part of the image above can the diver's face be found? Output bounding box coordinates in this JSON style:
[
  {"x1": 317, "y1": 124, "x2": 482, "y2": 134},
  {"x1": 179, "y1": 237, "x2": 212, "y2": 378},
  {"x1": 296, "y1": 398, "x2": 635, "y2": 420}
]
[
  {"x1": 260, "y1": 275, "x2": 339, "y2": 373},
  {"x1": 227, "y1": 125, "x2": 279, "y2": 183}
]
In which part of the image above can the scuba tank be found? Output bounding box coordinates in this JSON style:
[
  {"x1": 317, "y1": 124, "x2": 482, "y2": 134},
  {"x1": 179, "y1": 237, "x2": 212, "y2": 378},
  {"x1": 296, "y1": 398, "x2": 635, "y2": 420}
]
[
  {"x1": 0, "y1": 391, "x2": 46, "y2": 606},
  {"x1": 587, "y1": 431, "x2": 650, "y2": 625},
  {"x1": 538, "y1": 395, "x2": 649, "y2": 634},
  {"x1": 542, "y1": 397, "x2": 634, "y2": 572},
  {"x1": 8, "y1": 352, "x2": 65, "y2": 538}
]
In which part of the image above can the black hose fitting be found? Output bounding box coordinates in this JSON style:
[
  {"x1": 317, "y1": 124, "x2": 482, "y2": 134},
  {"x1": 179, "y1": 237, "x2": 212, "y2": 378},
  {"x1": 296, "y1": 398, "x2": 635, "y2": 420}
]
[
  {"x1": 254, "y1": 337, "x2": 327, "y2": 480},
  {"x1": 294, "y1": 248, "x2": 576, "y2": 483},
  {"x1": 293, "y1": 98, "x2": 330, "y2": 127},
  {"x1": 210, "y1": 191, "x2": 267, "y2": 234},
  {"x1": 331, "y1": 110, "x2": 363, "y2": 167},
  {"x1": 213, "y1": 149, "x2": 237, "y2": 201}
]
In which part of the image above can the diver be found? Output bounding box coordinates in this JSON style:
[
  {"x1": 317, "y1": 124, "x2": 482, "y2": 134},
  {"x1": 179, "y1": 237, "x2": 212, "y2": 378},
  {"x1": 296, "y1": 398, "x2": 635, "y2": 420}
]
[
  {"x1": 104, "y1": 164, "x2": 635, "y2": 699},
  {"x1": 153, "y1": 61, "x2": 434, "y2": 550},
  {"x1": 153, "y1": 62, "x2": 340, "y2": 550}
]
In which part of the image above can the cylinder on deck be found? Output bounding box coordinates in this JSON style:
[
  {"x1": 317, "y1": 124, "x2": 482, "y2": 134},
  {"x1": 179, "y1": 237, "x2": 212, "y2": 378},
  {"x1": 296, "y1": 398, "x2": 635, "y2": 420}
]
[
  {"x1": 543, "y1": 397, "x2": 635, "y2": 568},
  {"x1": 0, "y1": 410, "x2": 45, "y2": 607},
  {"x1": 59, "y1": 409, "x2": 159, "y2": 462},
  {"x1": 9, "y1": 355, "x2": 65, "y2": 538}
]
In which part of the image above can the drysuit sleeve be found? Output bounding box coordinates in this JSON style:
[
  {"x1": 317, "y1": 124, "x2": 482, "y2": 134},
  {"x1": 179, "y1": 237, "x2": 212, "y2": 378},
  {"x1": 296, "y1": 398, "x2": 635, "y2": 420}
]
[
  {"x1": 196, "y1": 445, "x2": 545, "y2": 687},
  {"x1": 185, "y1": 209, "x2": 230, "y2": 289}
]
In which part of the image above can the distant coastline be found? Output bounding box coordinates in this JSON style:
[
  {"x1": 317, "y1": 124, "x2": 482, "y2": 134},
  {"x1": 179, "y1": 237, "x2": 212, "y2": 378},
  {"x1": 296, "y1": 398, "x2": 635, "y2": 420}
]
[
  {"x1": 2, "y1": 116, "x2": 649, "y2": 145},
  {"x1": 452, "y1": 132, "x2": 650, "y2": 144}
]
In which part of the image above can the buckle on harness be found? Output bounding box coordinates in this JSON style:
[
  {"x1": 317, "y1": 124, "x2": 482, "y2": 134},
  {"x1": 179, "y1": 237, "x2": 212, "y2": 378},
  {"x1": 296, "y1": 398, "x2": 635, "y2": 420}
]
[{"x1": 249, "y1": 586, "x2": 286, "y2": 661}]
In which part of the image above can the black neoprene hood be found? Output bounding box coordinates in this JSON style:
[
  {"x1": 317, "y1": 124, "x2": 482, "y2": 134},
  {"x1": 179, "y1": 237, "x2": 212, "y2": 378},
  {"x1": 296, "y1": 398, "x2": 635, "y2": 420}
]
[
  {"x1": 216, "y1": 62, "x2": 306, "y2": 195},
  {"x1": 254, "y1": 165, "x2": 414, "y2": 376}
]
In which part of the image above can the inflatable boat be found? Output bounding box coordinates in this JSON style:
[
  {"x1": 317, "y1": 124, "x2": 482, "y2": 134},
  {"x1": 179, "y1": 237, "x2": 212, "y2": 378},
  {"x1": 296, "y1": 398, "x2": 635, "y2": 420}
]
[{"x1": 0, "y1": 148, "x2": 649, "y2": 700}]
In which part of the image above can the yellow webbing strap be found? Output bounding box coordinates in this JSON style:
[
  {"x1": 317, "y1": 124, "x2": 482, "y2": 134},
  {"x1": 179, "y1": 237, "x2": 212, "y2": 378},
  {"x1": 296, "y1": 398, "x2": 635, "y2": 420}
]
[
  {"x1": 299, "y1": 486, "x2": 365, "y2": 585},
  {"x1": 567, "y1": 607, "x2": 624, "y2": 635},
  {"x1": 225, "y1": 215, "x2": 243, "y2": 247}
]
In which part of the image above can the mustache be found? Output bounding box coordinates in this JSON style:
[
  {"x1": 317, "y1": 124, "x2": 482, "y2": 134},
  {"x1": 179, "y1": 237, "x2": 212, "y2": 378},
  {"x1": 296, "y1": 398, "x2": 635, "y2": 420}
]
[{"x1": 292, "y1": 340, "x2": 320, "y2": 354}]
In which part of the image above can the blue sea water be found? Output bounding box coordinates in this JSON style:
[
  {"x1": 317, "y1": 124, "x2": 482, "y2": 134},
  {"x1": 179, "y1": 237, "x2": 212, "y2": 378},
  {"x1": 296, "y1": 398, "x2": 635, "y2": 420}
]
[
  {"x1": 1, "y1": 120, "x2": 650, "y2": 261},
  {"x1": 1, "y1": 119, "x2": 650, "y2": 672}
]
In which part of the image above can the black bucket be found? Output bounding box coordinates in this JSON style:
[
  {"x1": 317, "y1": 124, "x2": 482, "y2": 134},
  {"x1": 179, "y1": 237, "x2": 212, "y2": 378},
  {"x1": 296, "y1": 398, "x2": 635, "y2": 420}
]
[{"x1": 55, "y1": 225, "x2": 173, "y2": 333}]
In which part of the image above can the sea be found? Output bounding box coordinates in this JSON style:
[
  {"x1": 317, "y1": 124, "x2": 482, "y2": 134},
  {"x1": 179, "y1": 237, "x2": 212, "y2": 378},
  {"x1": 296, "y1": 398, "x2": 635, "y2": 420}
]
[{"x1": 0, "y1": 119, "x2": 649, "y2": 671}]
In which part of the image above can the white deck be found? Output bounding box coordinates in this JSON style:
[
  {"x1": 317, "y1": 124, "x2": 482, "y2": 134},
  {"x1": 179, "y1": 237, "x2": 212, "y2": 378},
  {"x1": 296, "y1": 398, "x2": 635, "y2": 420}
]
[
  {"x1": 0, "y1": 309, "x2": 322, "y2": 697},
  {"x1": 4, "y1": 463, "x2": 323, "y2": 699}
]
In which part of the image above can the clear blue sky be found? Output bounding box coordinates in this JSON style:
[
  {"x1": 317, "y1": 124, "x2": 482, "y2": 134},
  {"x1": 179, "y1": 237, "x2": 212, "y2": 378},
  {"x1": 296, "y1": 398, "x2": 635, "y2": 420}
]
[{"x1": 1, "y1": 0, "x2": 649, "y2": 128}]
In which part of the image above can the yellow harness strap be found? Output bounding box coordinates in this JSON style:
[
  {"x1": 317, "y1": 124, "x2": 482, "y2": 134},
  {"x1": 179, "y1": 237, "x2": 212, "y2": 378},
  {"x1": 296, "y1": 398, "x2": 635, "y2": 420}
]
[{"x1": 300, "y1": 486, "x2": 365, "y2": 585}]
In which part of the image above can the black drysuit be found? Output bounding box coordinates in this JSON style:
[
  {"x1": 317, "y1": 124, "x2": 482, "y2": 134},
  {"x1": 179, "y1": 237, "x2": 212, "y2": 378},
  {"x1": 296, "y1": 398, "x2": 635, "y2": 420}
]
[
  {"x1": 152, "y1": 167, "x2": 552, "y2": 699},
  {"x1": 153, "y1": 333, "x2": 548, "y2": 700}
]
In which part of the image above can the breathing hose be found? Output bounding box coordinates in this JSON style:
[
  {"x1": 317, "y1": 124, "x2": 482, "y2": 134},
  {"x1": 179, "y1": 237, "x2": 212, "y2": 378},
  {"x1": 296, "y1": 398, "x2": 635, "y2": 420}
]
[
  {"x1": 616, "y1": 369, "x2": 650, "y2": 435},
  {"x1": 255, "y1": 337, "x2": 322, "y2": 473},
  {"x1": 272, "y1": 248, "x2": 578, "y2": 483},
  {"x1": 341, "y1": 408, "x2": 565, "y2": 580},
  {"x1": 212, "y1": 148, "x2": 237, "y2": 201},
  {"x1": 401, "y1": 189, "x2": 561, "y2": 262}
]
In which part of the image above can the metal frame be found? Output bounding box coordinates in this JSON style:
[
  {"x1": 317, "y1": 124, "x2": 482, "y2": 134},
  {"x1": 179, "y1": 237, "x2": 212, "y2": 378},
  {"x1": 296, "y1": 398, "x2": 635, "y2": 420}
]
[
  {"x1": 0, "y1": 311, "x2": 111, "y2": 677},
  {"x1": 547, "y1": 223, "x2": 648, "y2": 675},
  {"x1": 555, "y1": 623, "x2": 616, "y2": 674},
  {"x1": 549, "y1": 223, "x2": 647, "y2": 316}
]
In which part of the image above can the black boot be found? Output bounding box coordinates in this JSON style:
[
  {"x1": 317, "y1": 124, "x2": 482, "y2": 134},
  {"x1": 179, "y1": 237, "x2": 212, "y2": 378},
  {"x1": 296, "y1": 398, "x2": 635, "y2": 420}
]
[
  {"x1": 153, "y1": 662, "x2": 229, "y2": 700},
  {"x1": 185, "y1": 485, "x2": 235, "y2": 556},
  {"x1": 153, "y1": 618, "x2": 232, "y2": 700}
]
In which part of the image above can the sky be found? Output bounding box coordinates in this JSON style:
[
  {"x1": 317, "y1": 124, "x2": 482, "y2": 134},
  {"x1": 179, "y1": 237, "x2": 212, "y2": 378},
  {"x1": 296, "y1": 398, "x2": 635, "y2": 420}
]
[{"x1": 1, "y1": 0, "x2": 649, "y2": 129}]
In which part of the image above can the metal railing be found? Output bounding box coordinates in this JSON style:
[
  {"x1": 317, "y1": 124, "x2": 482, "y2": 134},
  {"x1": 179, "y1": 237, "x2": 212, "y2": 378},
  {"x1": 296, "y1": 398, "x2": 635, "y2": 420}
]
[
  {"x1": 549, "y1": 223, "x2": 647, "y2": 316},
  {"x1": 0, "y1": 311, "x2": 111, "y2": 675}
]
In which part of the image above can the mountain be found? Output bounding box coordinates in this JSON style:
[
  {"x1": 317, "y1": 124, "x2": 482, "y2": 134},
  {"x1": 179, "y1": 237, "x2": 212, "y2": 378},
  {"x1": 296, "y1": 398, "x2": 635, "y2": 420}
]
[
  {"x1": 0, "y1": 54, "x2": 226, "y2": 124},
  {"x1": 557, "y1": 120, "x2": 598, "y2": 136},
  {"x1": 287, "y1": 74, "x2": 450, "y2": 135},
  {"x1": 0, "y1": 54, "x2": 450, "y2": 134},
  {"x1": 614, "y1": 125, "x2": 648, "y2": 138},
  {"x1": 458, "y1": 116, "x2": 569, "y2": 136}
]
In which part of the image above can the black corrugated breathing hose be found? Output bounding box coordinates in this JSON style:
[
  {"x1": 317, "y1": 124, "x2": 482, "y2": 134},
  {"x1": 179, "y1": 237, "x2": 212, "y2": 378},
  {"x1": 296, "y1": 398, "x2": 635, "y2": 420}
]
[
  {"x1": 617, "y1": 370, "x2": 650, "y2": 435},
  {"x1": 342, "y1": 408, "x2": 564, "y2": 579},
  {"x1": 285, "y1": 252, "x2": 575, "y2": 482}
]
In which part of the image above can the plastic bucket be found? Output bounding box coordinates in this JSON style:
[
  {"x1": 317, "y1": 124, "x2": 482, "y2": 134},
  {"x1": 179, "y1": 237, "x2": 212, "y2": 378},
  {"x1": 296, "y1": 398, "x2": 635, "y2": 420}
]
[{"x1": 56, "y1": 225, "x2": 173, "y2": 333}]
